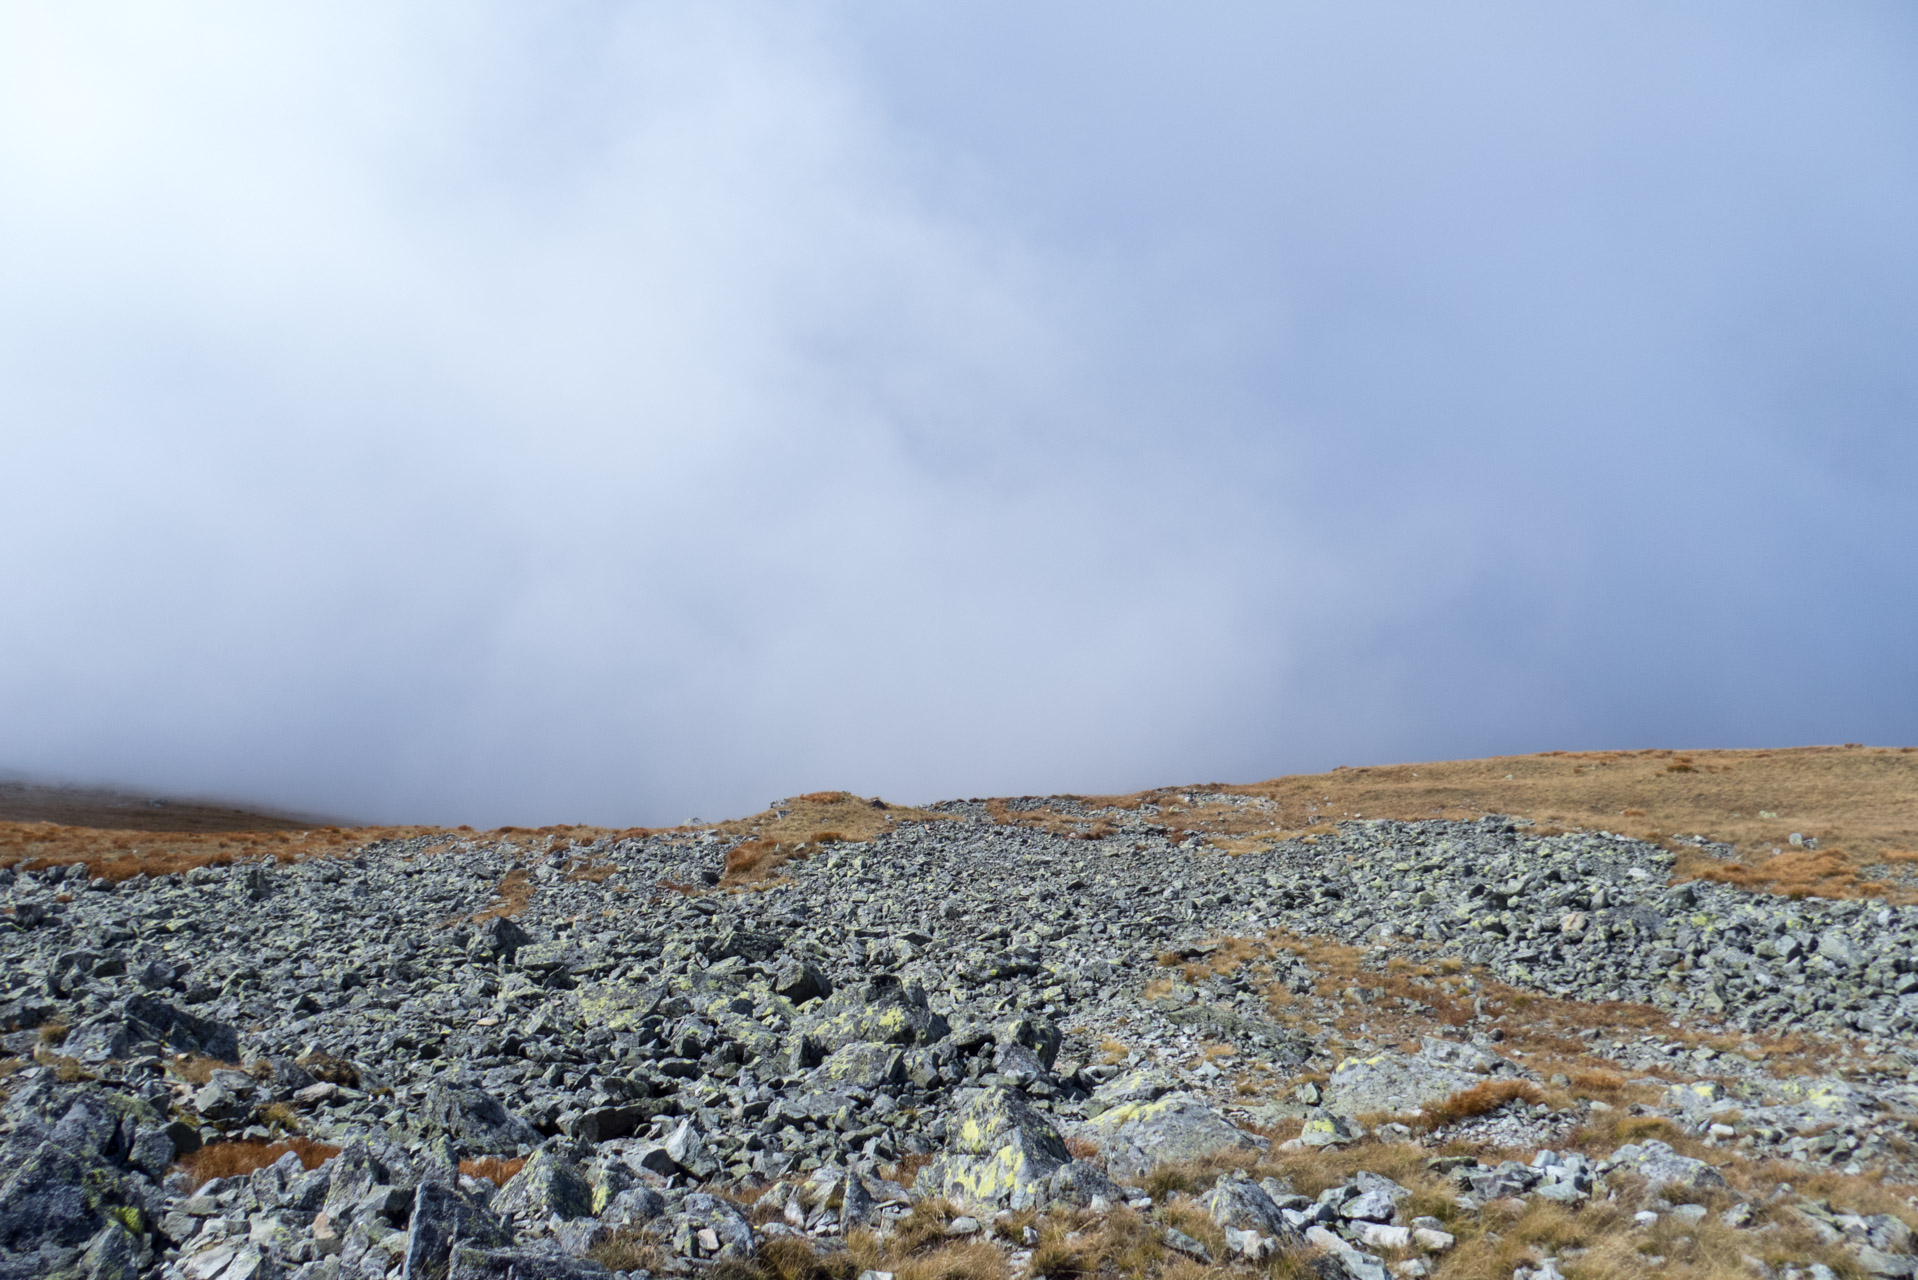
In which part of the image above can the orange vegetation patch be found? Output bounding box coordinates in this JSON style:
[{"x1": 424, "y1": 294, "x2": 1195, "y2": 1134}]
[
  {"x1": 459, "y1": 1156, "x2": 526, "y2": 1186},
  {"x1": 0, "y1": 822, "x2": 407, "y2": 883},
  {"x1": 469, "y1": 867, "x2": 533, "y2": 922},
  {"x1": 175, "y1": 1138, "x2": 340, "y2": 1191},
  {"x1": 711, "y1": 791, "x2": 950, "y2": 848},
  {"x1": 720, "y1": 834, "x2": 857, "y2": 886},
  {"x1": 1416, "y1": 1079, "x2": 1545, "y2": 1131}
]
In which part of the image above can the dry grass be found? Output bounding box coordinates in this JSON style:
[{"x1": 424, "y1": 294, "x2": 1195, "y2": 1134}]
[
  {"x1": 712, "y1": 791, "x2": 951, "y2": 849},
  {"x1": 459, "y1": 1156, "x2": 526, "y2": 1186},
  {"x1": 587, "y1": 1228, "x2": 670, "y2": 1274},
  {"x1": 469, "y1": 867, "x2": 533, "y2": 921},
  {"x1": 721, "y1": 839, "x2": 809, "y2": 886},
  {"x1": 754, "y1": 1236, "x2": 858, "y2": 1280},
  {"x1": 1415, "y1": 1079, "x2": 1544, "y2": 1131},
  {"x1": 294, "y1": 1051, "x2": 360, "y2": 1087},
  {"x1": 0, "y1": 822, "x2": 421, "y2": 883},
  {"x1": 882, "y1": 1152, "x2": 935, "y2": 1190},
  {"x1": 174, "y1": 1137, "x2": 340, "y2": 1191},
  {"x1": 165, "y1": 1053, "x2": 245, "y2": 1085},
  {"x1": 564, "y1": 858, "x2": 619, "y2": 883}
]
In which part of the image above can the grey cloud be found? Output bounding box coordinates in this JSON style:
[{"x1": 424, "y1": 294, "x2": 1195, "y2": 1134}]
[{"x1": 0, "y1": 3, "x2": 1912, "y2": 825}]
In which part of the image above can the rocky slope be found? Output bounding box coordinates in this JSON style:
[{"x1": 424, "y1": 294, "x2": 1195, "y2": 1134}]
[{"x1": 2, "y1": 804, "x2": 1915, "y2": 1280}]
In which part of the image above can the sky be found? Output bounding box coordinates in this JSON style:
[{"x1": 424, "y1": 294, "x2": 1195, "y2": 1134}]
[{"x1": 1, "y1": 2, "x2": 1914, "y2": 827}]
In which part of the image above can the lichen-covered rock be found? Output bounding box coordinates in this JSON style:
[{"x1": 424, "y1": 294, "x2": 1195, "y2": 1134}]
[
  {"x1": 402, "y1": 1180, "x2": 514, "y2": 1280},
  {"x1": 1605, "y1": 1140, "x2": 1726, "y2": 1192},
  {"x1": 574, "y1": 980, "x2": 664, "y2": 1033},
  {"x1": 1200, "y1": 1175, "x2": 1296, "y2": 1239},
  {"x1": 0, "y1": 1139, "x2": 117, "y2": 1258},
  {"x1": 419, "y1": 1084, "x2": 539, "y2": 1155},
  {"x1": 1085, "y1": 1067, "x2": 1178, "y2": 1115},
  {"x1": 815, "y1": 1041, "x2": 905, "y2": 1091},
  {"x1": 1081, "y1": 1091, "x2": 1266, "y2": 1182},
  {"x1": 798, "y1": 976, "x2": 950, "y2": 1054},
  {"x1": 62, "y1": 996, "x2": 239, "y2": 1063},
  {"x1": 1322, "y1": 1048, "x2": 1487, "y2": 1117},
  {"x1": 491, "y1": 1150, "x2": 594, "y2": 1222},
  {"x1": 915, "y1": 1087, "x2": 1071, "y2": 1210}
]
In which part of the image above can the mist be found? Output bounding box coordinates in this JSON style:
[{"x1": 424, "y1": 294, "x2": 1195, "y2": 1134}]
[{"x1": 1, "y1": 2, "x2": 1913, "y2": 826}]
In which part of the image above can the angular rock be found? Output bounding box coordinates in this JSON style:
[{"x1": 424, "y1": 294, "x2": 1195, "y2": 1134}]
[
  {"x1": 1607, "y1": 1140, "x2": 1726, "y2": 1192},
  {"x1": 420, "y1": 1084, "x2": 540, "y2": 1154},
  {"x1": 1081, "y1": 1091, "x2": 1266, "y2": 1182},
  {"x1": 491, "y1": 1150, "x2": 593, "y2": 1222},
  {"x1": 402, "y1": 1180, "x2": 514, "y2": 1280},
  {"x1": 915, "y1": 1087, "x2": 1071, "y2": 1210}
]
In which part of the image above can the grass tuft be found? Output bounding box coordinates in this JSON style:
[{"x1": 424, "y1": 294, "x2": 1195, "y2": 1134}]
[{"x1": 175, "y1": 1137, "x2": 340, "y2": 1191}]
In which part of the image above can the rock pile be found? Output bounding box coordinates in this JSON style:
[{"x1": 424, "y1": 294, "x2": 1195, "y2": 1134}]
[{"x1": 1, "y1": 809, "x2": 1914, "y2": 1279}]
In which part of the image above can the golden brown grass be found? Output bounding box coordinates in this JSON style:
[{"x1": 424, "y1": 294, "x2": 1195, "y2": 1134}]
[
  {"x1": 165, "y1": 1053, "x2": 247, "y2": 1085},
  {"x1": 1415, "y1": 1079, "x2": 1544, "y2": 1131},
  {"x1": 0, "y1": 813, "x2": 676, "y2": 886},
  {"x1": 712, "y1": 791, "x2": 950, "y2": 848},
  {"x1": 587, "y1": 1228, "x2": 669, "y2": 1274},
  {"x1": 721, "y1": 839, "x2": 807, "y2": 886},
  {"x1": 175, "y1": 1138, "x2": 340, "y2": 1191},
  {"x1": 469, "y1": 867, "x2": 533, "y2": 921},
  {"x1": 458, "y1": 1156, "x2": 526, "y2": 1186}
]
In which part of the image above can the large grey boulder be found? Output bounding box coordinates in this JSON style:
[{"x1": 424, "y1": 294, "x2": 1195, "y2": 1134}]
[
  {"x1": 491, "y1": 1150, "x2": 594, "y2": 1222},
  {"x1": 402, "y1": 1180, "x2": 514, "y2": 1280},
  {"x1": 1078, "y1": 1091, "x2": 1266, "y2": 1183},
  {"x1": 420, "y1": 1084, "x2": 540, "y2": 1154},
  {"x1": 1321, "y1": 1044, "x2": 1491, "y2": 1117},
  {"x1": 0, "y1": 1140, "x2": 109, "y2": 1260},
  {"x1": 62, "y1": 995, "x2": 239, "y2": 1063},
  {"x1": 1605, "y1": 1140, "x2": 1726, "y2": 1192},
  {"x1": 1200, "y1": 1176, "x2": 1297, "y2": 1239},
  {"x1": 915, "y1": 1087, "x2": 1071, "y2": 1210}
]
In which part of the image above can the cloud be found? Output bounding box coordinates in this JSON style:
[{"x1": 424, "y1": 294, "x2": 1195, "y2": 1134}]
[{"x1": 0, "y1": 3, "x2": 1912, "y2": 825}]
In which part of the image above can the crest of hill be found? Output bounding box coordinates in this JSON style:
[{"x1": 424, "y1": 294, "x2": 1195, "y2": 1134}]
[
  {"x1": 2, "y1": 749, "x2": 1913, "y2": 902},
  {"x1": 1037, "y1": 744, "x2": 1918, "y2": 903}
]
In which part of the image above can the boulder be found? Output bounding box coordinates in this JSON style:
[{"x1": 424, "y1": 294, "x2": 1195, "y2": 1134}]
[
  {"x1": 491, "y1": 1150, "x2": 594, "y2": 1222},
  {"x1": 1082, "y1": 1091, "x2": 1266, "y2": 1182},
  {"x1": 1200, "y1": 1176, "x2": 1296, "y2": 1239},
  {"x1": 62, "y1": 995, "x2": 239, "y2": 1063},
  {"x1": 402, "y1": 1180, "x2": 514, "y2": 1280},
  {"x1": 915, "y1": 1087, "x2": 1072, "y2": 1210},
  {"x1": 800, "y1": 977, "x2": 949, "y2": 1053},
  {"x1": 1322, "y1": 1049, "x2": 1486, "y2": 1117},
  {"x1": 1606, "y1": 1140, "x2": 1726, "y2": 1192},
  {"x1": 420, "y1": 1084, "x2": 540, "y2": 1154},
  {"x1": 666, "y1": 1192, "x2": 755, "y2": 1261},
  {"x1": 815, "y1": 1042, "x2": 905, "y2": 1092}
]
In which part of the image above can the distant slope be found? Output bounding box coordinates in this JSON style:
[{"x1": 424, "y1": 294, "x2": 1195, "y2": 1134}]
[
  {"x1": 3, "y1": 745, "x2": 1914, "y2": 901},
  {"x1": 0, "y1": 779, "x2": 334, "y2": 832}
]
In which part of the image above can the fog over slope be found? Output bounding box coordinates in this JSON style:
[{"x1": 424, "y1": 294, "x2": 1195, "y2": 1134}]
[{"x1": 0, "y1": 3, "x2": 1913, "y2": 827}]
